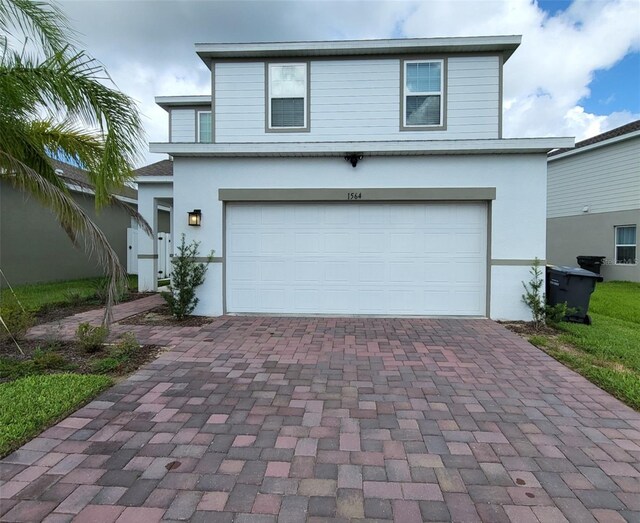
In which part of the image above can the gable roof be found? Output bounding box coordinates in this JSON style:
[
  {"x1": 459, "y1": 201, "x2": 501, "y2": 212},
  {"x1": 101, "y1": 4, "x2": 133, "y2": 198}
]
[
  {"x1": 133, "y1": 159, "x2": 173, "y2": 177},
  {"x1": 548, "y1": 119, "x2": 640, "y2": 158},
  {"x1": 50, "y1": 159, "x2": 137, "y2": 200}
]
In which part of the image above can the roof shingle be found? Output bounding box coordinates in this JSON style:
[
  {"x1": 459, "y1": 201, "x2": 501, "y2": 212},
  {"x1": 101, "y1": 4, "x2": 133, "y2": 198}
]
[{"x1": 548, "y1": 119, "x2": 640, "y2": 157}]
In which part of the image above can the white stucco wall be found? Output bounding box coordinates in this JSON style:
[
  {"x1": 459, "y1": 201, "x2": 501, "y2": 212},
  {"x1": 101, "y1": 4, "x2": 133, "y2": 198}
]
[{"x1": 168, "y1": 153, "x2": 546, "y2": 321}]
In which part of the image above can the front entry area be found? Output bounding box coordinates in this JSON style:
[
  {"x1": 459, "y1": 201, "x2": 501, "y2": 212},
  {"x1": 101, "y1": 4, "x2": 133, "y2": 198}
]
[{"x1": 225, "y1": 202, "x2": 487, "y2": 316}]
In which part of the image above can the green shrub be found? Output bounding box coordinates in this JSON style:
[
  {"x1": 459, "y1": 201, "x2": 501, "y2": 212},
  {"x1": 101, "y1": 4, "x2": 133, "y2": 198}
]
[
  {"x1": 522, "y1": 258, "x2": 546, "y2": 330},
  {"x1": 91, "y1": 332, "x2": 140, "y2": 374},
  {"x1": 0, "y1": 295, "x2": 34, "y2": 340},
  {"x1": 75, "y1": 323, "x2": 108, "y2": 353},
  {"x1": 91, "y1": 356, "x2": 121, "y2": 374},
  {"x1": 161, "y1": 234, "x2": 212, "y2": 320},
  {"x1": 32, "y1": 349, "x2": 69, "y2": 371}
]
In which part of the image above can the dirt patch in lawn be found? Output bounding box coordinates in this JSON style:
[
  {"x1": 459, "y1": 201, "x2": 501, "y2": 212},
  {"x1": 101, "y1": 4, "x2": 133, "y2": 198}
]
[{"x1": 119, "y1": 304, "x2": 215, "y2": 327}]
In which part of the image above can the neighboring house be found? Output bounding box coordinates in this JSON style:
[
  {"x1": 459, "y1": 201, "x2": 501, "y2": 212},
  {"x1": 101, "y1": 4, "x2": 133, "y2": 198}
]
[
  {"x1": 547, "y1": 120, "x2": 639, "y2": 282},
  {"x1": 137, "y1": 36, "x2": 571, "y2": 320},
  {"x1": 0, "y1": 160, "x2": 167, "y2": 287}
]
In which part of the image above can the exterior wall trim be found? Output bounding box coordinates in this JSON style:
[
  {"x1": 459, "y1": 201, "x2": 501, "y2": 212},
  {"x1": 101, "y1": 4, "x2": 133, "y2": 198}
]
[
  {"x1": 491, "y1": 259, "x2": 544, "y2": 266},
  {"x1": 219, "y1": 187, "x2": 496, "y2": 202}
]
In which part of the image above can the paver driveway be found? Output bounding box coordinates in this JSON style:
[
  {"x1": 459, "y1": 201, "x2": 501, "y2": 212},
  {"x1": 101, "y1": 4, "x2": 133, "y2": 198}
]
[{"x1": 2, "y1": 301, "x2": 640, "y2": 522}]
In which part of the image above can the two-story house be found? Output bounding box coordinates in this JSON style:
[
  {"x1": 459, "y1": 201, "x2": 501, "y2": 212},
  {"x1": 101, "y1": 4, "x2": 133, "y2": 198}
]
[
  {"x1": 136, "y1": 36, "x2": 572, "y2": 320},
  {"x1": 547, "y1": 120, "x2": 639, "y2": 282}
]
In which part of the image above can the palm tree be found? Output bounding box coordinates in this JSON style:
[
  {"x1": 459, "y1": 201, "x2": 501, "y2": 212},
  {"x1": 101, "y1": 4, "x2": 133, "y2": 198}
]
[{"x1": 0, "y1": 0, "x2": 150, "y2": 324}]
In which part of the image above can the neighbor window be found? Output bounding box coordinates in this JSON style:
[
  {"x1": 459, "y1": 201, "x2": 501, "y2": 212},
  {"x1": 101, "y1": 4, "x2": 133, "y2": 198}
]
[
  {"x1": 403, "y1": 59, "x2": 444, "y2": 128},
  {"x1": 198, "y1": 111, "x2": 212, "y2": 143},
  {"x1": 615, "y1": 225, "x2": 637, "y2": 264},
  {"x1": 267, "y1": 63, "x2": 308, "y2": 130}
]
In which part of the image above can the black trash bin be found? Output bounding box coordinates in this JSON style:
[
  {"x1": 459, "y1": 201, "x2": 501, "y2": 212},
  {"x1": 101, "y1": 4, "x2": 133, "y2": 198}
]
[
  {"x1": 576, "y1": 255, "x2": 606, "y2": 274},
  {"x1": 546, "y1": 266, "x2": 603, "y2": 324}
]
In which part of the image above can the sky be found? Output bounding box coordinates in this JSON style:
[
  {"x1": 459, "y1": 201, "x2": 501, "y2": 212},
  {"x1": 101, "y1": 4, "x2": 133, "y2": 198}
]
[{"x1": 56, "y1": 0, "x2": 640, "y2": 168}]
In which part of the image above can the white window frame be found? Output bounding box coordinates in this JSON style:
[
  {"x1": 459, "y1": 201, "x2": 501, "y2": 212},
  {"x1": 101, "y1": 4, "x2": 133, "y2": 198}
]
[
  {"x1": 267, "y1": 62, "x2": 309, "y2": 131},
  {"x1": 402, "y1": 59, "x2": 445, "y2": 129},
  {"x1": 197, "y1": 110, "x2": 212, "y2": 143},
  {"x1": 614, "y1": 225, "x2": 637, "y2": 265}
]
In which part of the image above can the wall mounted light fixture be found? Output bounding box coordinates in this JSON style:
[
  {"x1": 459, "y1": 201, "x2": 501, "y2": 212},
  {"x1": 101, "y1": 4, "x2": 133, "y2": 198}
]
[
  {"x1": 344, "y1": 153, "x2": 363, "y2": 168},
  {"x1": 188, "y1": 209, "x2": 202, "y2": 226}
]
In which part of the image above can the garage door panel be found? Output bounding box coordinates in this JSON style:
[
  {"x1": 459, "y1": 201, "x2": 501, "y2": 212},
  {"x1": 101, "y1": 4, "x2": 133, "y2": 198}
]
[
  {"x1": 324, "y1": 233, "x2": 351, "y2": 254},
  {"x1": 226, "y1": 202, "x2": 486, "y2": 316},
  {"x1": 294, "y1": 261, "x2": 321, "y2": 282},
  {"x1": 260, "y1": 261, "x2": 287, "y2": 282},
  {"x1": 388, "y1": 233, "x2": 417, "y2": 254},
  {"x1": 325, "y1": 261, "x2": 353, "y2": 282},
  {"x1": 295, "y1": 232, "x2": 320, "y2": 253},
  {"x1": 260, "y1": 233, "x2": 287, "y2": 253}
]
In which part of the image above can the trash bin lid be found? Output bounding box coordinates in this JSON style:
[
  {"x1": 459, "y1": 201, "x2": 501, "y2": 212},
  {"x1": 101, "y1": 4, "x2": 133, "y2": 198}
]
[
  {"x1": 576, "y1": 255, "x2": 606, "y2": 262},
  {"x1": 547, "y1": 265, "x2": 604, "y2": 280}
]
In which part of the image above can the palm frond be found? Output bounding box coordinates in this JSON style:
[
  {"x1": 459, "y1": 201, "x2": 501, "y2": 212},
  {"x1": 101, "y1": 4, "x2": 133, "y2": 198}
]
[
  {"x1": 0, "y1": 150, "x2": 127, "y2": 325},
  {"x1": 0, "y1": 0, "x2": 69, "y2": 54},
  {"x1": 0, "y1": 49, "x2": 145, "y2": 204}
]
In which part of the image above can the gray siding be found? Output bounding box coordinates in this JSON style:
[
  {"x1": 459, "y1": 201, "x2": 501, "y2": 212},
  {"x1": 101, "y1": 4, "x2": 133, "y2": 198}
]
[
  {"x1": 547, "y1": 209, "x2": 640, "y2": 282},
  {"x1": 170, "y1": 109, "x2": 196, "y2": 142},
  {"x1": 547, "y1": 136, "x2": 640, "y2": 218},
  {"x1": 0, "y1": 181, "x2": 132, "y2": 286},
  {"x1": 214, "y1": 56, "x2": 499, "y2": 143}
]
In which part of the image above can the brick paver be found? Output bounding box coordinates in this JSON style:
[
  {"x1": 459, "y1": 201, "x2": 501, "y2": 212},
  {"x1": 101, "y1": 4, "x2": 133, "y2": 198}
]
[{"x1": 2, "y1": 299, "x2": 639, "y2": 521}]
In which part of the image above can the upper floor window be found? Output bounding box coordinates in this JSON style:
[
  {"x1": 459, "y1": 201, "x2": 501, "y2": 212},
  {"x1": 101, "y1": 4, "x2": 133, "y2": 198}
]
[
  {"x1": 198, "y1": 110, "x2": 212, "y2": 143},
  {"x1": 267, "y1": 63, "x2": 308, "y2": 131},
  {"x1": 402, "y1": 59, "x2": 444, "y2": 129},
  {"x1": 615, "y1": 225, "x2": 637, "y2": 264}
]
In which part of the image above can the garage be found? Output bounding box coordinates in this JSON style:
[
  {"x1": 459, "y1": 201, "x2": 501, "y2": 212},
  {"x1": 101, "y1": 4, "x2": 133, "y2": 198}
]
[{"x1": 225, "y1": 201, "x2": 488, "y2": 316}]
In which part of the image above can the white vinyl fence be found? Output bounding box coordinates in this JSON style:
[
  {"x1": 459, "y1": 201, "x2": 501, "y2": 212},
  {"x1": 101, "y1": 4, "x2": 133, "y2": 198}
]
[{"x1": 127, "y1": 229, "x2": 172, "y2": 279}]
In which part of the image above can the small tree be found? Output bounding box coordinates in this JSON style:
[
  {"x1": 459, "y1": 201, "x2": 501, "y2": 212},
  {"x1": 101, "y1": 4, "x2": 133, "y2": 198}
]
[
  {"x1": 161, "y1": 234, "x2": 212, "y2": 320},
  {"x1": 522, "y1": 258, "x2": 546, "y2": 330}
]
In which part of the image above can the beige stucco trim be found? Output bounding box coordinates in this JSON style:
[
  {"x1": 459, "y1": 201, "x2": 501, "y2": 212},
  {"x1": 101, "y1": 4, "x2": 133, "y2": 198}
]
[
  {"x1": 219, "y1": 187, "x2": 496, "y2": 202},
  {"x1": 491, "y1": 259, "x2": 543, "y2": 266},
  {"x1": 486, "y1": 201, "x2": 492, "y2": 318},
  {"x1": 192, "y1": 257, "x2": 223, "y2": 263}
]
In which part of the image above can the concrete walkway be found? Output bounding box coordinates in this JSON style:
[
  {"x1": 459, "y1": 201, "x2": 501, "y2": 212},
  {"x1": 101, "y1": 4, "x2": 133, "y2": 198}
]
[{"x1": 1, "y1": 298, "x2": 639, "y2": 522}]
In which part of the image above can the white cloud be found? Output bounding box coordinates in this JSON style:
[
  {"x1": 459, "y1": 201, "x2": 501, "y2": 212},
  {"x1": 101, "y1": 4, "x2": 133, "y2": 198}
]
[{"x1": 57, "y1": 0, "x2": 640, "y2": 165}]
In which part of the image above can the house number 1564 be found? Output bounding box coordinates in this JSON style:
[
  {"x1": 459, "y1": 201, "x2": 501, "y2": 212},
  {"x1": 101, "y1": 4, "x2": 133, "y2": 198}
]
[{"x1": 347, "y1": 192, "x2": 362, "y2": 200}]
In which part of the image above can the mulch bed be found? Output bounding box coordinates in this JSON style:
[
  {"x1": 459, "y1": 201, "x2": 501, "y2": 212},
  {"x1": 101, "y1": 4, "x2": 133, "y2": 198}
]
[
  {"x1": 33, "y1": 292, "x2": 155, "y2": 326},
  {"x1": 0, "y1": 338, "x2": 162, "y2": 383},
  {"x1": 1, "y1": 293, "x2": 162, "y2": 383},
  {"x1": 119, "y1": 304, "x2": 215, "y2": 327},
  {"x1": 499, "y1": 320, "x2": 561, "y2": 337}
]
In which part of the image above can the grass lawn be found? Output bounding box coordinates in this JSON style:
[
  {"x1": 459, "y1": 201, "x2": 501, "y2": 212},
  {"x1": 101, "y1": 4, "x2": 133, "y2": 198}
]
[
  {"x1": 0, "y1": 374, "x2": 112, "y2": 457},
  {"x1": 2, "y1": 275, "x2": 138, "y2": 311},
  {"x1": 529, "y1": 281, "x2": 640, "y2": 410}
]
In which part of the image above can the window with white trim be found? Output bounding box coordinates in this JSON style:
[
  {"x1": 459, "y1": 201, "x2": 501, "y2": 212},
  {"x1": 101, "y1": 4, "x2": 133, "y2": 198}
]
[
  {"x1": 403, "y1": 60, "x2": 444, "y2": 128},
  {"x1": 615, "y1": 225, "x2": 637, "y2": 264},
  {"x1": 268, "y1": 63, "x2": 308, "y2": 130},
  {"x1": 197, "y1": 111, "x2": 212, "y2": 143}
]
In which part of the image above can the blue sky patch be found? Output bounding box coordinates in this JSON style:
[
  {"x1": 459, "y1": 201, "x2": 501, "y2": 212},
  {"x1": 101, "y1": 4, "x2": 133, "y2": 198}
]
[{"x1": 581, "y1": 52, "x2": 640, "y2": 115}]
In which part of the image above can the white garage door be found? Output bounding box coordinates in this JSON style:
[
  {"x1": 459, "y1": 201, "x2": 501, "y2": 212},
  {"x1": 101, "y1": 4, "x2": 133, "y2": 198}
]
[{"x1": 226, "y1": 202, "x2": 487, "y2": 316}]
